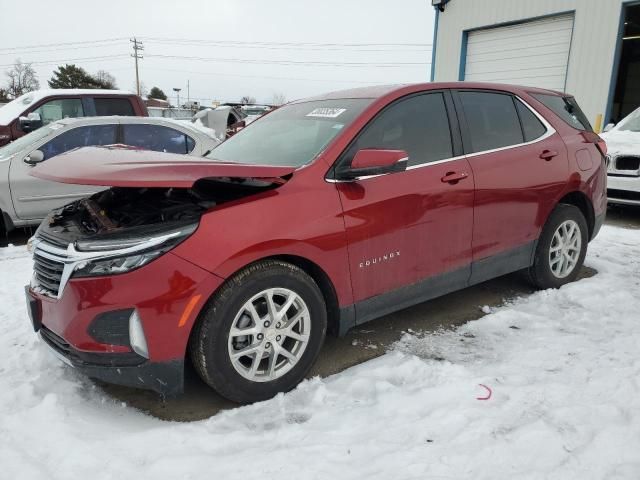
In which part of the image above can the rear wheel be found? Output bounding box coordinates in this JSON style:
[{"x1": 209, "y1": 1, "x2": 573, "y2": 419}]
[
  {"x1": 189, "y1": 260, "x2": 326, "y2": 403},
  {"x1": 527, "y1": 204, "x2": 588, "y2": 289}
]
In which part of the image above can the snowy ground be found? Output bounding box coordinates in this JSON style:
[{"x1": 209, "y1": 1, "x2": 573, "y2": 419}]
[{"x1": 1, "y1": 225, "x2": 639, "y2": 480}]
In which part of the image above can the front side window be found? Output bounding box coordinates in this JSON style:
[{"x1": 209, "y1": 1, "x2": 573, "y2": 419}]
[
  {"x1": 531, "y1": 93, "x2": 592, "y2": 131},
  {"x1": 340, "y1": 93, "x2": 453, "y2": 168},
  {"x1": 40, "y1": 124, "x2": 117, "y2": 160},
  {"x1": 206, "y1": 98, "x2": 372, "y2": 167},
  {"x1": 32, "y1": 99, "x2": 84, "y2": 126},
  {"x1": 459, "y1": 91, "x2": 523, "y2": 153},
  {"x1": 122, "y1": 124, "x2": 195, "y2": 154},
  {"x1": 94, "y1": 98, "x2": 135, "y2": 116}
]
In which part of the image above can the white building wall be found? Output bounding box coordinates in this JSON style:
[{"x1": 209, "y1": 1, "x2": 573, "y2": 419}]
[{"x1": 432, "y1": 0, "x2": 626, "y2": 127}]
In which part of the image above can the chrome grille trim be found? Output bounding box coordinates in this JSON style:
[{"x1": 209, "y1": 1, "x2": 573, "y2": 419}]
[{"x1": 30, "y1": 230, "x2": 184, "y2": 299}]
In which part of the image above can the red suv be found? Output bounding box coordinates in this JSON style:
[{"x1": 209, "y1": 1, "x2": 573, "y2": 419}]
[{"x1": 26, "y1": 83, "x2": 607, "y2": 403}]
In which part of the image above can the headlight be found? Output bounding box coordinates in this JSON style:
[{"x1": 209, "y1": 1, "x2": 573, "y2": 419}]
[{"x1": 72, "y1": 222, "x2": 197, "y2": 278}]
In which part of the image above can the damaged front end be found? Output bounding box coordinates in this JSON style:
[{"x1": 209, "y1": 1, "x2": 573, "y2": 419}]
[{"x1": 31, "y1": 177, "x2": 282, "y2": 299}]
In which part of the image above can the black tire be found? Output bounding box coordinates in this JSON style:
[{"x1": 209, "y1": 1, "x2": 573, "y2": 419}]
[
  {"x1": 527, "y1": 204, "x2": 588, "y2": 289},
  {"x1": 189, "y1": 260, "x2": 327, "y2": 403},
  {"x1": 0, "y1": 211, "x2": 7, "y2": 248}
]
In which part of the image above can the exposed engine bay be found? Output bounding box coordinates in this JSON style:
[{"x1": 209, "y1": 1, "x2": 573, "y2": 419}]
[{"x1": 38, "y1": 177, "x2": 281, "y2": 245}]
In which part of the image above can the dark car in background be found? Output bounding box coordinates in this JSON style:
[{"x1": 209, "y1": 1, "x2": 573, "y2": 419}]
[{"x1": 0, "y1": 89, "x2": 148, "y2": 147}]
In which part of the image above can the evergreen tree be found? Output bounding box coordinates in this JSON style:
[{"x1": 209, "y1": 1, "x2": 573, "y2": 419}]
[
  {"x1": 48, "y1": 64, "x2": 105, "y2": 89},
  {"x1": 148, "y1": 86, "x2": 167, "y2": 100}
]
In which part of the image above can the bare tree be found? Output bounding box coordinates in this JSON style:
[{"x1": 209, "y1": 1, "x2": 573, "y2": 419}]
[
  {"x1": 93, "y1": 70, "x2": 117, "y2": 89},
  {"x1": 240, "y1": 95, "x2": 256, "y2": 105},
  {"x1": 5, "y1": 59, "x2": 39, "y2": 98},
  {"x1": 271, "y1": 92, "x2": 287, "y2": 106}
]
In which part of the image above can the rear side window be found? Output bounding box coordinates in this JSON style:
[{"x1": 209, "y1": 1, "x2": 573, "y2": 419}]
[
  {"x1": 94, "y1": 98, "x2": 135, "y2": 116},
  {"x1": 515, "y1": 100, "x2": 547, "y2": 142},
  {"x1": 342, "y1": 92, "x2": 453, "y2": 168},
  {"x1": 531, "y1": 93, "x2": 592, "y2": 131},
  {"x1": 459, "y1": 91, "x2": 523, "y2": 153},
  {"x1": 40, "y1": 124, "x2": 117, "y2": 160},
  {"x1": 122, "y1": 124, "x2": 195, "y2": 154}
]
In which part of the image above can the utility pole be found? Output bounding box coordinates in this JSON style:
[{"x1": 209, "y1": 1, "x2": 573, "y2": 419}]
[
  {"x1": 130, "y1": 37, "x2": 144, "y2": 96},
  {"x1": 187, "y1": 80, "x2": 190, "y2": 104},
  {"x1": 173, "y1": 88, "x2": 181, "y2": 108}
]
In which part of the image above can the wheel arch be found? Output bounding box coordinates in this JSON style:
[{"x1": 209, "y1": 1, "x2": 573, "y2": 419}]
[
  {"x1": 557, "y1": 191, "x2": 595, "y2": 239},
  {"x1": 190, "y1": 253, "x2": 342, "y2": 344}
]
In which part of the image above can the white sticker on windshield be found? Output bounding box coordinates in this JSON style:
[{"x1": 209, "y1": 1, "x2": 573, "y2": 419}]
[{"x1": 306, "y1": 108, "x2": 346, "y2": 118}]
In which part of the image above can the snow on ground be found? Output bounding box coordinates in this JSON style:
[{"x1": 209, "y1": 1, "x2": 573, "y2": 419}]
[{"x1": 1, "y1": 225, "x2": 640, "y2": 480}]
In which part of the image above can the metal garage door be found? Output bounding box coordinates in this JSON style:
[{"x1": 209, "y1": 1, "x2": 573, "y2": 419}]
[{"x1": 464, "y1": 14, "x2": 574, "y2": 91}]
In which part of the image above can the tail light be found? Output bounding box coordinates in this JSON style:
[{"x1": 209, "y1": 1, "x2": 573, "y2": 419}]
[{"x1": 580, "y1": 131, "x2": 607, "y2": 157}]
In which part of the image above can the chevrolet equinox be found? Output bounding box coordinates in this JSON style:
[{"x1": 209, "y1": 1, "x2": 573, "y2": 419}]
[{"x1": 25, "y1": 83, "x2": 607, "y2": 403}]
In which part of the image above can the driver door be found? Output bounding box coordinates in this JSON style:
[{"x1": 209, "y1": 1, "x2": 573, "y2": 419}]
[
  {"x1": 10, "y1": 124, "x2": 117, "y2": 220},
  {"x1": 333, "y1": 91, "x2": 475, "y2": 322}
]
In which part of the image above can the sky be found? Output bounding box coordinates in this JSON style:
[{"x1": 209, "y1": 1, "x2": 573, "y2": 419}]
[{"x1": 0, "y1": 0, "x2": 435, "y2": 106}]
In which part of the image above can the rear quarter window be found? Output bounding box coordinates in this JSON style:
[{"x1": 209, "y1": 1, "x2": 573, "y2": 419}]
[{"x1": 531, "y1": 93, "x2": 592, "y2": 131}]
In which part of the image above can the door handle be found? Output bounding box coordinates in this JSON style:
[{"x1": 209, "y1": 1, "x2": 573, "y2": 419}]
[
  {"x1": 441, "y1": 171, "x2": 469, "y2": 184},
  {"x1": 539, "y1": 150, "x2": 558, "y2": 161}
]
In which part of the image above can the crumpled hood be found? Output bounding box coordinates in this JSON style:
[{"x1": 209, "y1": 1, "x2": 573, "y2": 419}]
[
  {"x1": 600, "y1": 130, "x2": 640, "y2": 156},
  {"x1": 30, "y1": 146, "x2": 296, "y2": 188}
]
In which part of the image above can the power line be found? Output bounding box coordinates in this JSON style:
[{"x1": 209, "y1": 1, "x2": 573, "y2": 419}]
[
  {"x1": 0, "y1": 55, "x2": 129, "y2": 68},
  {"x1": 0, "y1": 41, "x2": 127, "y2": 57},
  {"x1": 145, "y1": 54, "x2": 427, "y2": 68},
  {"x1": 0, "y1": 37, "x2": 129, "y2": 52},
  {"x1": 141, "y1": 36, "x2": 432, "y2": 48},
  {"x1": 143, "y1": 38, "x2": 431, "y2": 53}
]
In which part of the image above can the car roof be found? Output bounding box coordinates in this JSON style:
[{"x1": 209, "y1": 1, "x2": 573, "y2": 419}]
[
  {"x1": 0, "y1": 89, "x2": 135, "y2": 125},
  {"x1": 54, "y1": 116, "x2": 203, "y2": 131},
  {"x1": 293, "y1": 82, "x2": 566, "y2": 103}
]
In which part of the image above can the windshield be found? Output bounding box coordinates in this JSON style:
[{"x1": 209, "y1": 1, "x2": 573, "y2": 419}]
[
  {"x1": 0, "y1": 123, "x2": 63, "y2": 160},
  {"x1": 616, "y1": 107, "x2": 640, "y2": 132},
  {"x1": 206, "y1": 98, "x2": 372, "y2": 166}
]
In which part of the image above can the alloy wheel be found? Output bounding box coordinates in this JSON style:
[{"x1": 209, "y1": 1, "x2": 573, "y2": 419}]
[
  {"x1": 227, "y1": 287, "x2": 311, "y2": 382},
  {"x1": 549, "y1": 219, "x2": 582, "y2": 279}
]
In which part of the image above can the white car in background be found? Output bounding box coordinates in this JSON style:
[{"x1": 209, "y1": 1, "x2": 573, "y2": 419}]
[
  {"x1": 602, "y1": 107, "x2": 640, "y2": 206},
  {"x1": 0, "y1": 116, "x2": 220, "y2": 235}
]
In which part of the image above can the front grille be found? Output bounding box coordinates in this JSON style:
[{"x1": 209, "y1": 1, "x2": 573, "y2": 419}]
[
  {"x1": 31, "y1": 238, "x2": 73, "y2": 298},
  {"x1": 615, "y1": 156, "x2": 640, "y2": 171},
  {"x1": 33, "y1": 252, "x2": 64, "y2": 296}
]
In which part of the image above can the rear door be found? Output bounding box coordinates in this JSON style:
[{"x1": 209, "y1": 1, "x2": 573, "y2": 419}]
[
  {"x1": 334, "y1": 91, "x2": 474, "y2": 318},
  {"x1": 453, "y1": 89, "x2": 568, "y2": 282},
  {"x1": 10, "y1": 124, "x2": 117, "y2": 219}
]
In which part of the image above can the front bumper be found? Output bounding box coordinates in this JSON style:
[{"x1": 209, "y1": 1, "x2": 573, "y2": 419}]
[
  {"x1": 40, "y1": 326, "x2": 184, "y2": 395},
  {"x1": 607, "y1": 175, "x2": 640, "y2": 206},
  {"x1": 27, "y1": 251, "x2": 224, "y2": 395}
]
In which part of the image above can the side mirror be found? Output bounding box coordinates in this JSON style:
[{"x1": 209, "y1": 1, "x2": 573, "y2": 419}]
[
  {"x1": 24, "y1": 149, "x2": 44, "y2": 165},
  {"x1": 337, "y1": 149, "x2": 408, "y2": 180},
  {"x1": 19, "y1": 112, "x2": 43, "y2": 133},
  {"x1": 603, "y1": 123, "x2": 615, "y2": 133}
]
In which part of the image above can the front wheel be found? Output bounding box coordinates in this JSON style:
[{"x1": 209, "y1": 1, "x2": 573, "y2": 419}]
[
  {"x1": 189, "y1": 260, "x2": 327, "y2": 403},
  {"x1": 527, "y1": 204, "x2": 588, "y2": 289}
]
